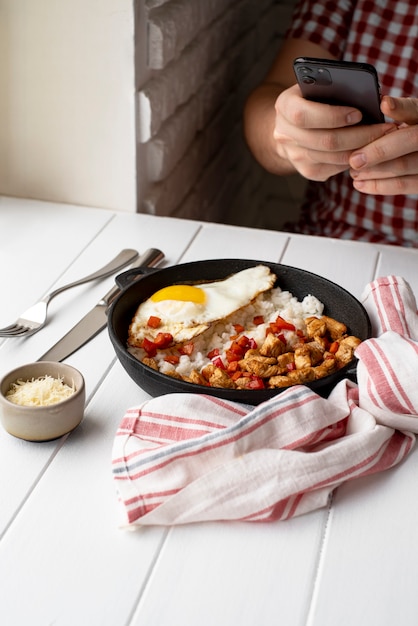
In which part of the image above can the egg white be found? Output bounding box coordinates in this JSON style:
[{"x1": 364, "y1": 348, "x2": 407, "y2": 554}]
[{"x1": 128, "y1": 265, "x2": 276, "y2": 346}]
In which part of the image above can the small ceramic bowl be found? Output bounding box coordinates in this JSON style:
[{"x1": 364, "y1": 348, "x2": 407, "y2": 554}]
[{"x1": 0, "y1": 361, "x2": 85, "y2": 442}]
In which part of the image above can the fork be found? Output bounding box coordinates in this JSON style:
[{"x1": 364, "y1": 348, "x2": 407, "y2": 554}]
[{"x1": 0, "y1": 248, "x2": 139, "y2": 338}]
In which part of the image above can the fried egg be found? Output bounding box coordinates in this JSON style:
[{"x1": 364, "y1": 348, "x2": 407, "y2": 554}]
[{"x1": 128, "y1": 265, "x2": 276, "y2": 346}]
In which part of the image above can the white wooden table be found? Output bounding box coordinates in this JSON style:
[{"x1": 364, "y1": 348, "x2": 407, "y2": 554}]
[{"x1": 1, "y1": 196, "x2": 418, "y2": 626}]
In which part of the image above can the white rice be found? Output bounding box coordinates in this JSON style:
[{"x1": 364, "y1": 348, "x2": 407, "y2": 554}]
[{"x1": 128, "y1": 286, "x2": 324, "y2": 378}]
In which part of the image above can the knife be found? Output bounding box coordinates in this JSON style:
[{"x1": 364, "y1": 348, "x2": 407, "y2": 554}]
[{"x1": 38, "y1": 248, "x2": 164, "y2": 362}]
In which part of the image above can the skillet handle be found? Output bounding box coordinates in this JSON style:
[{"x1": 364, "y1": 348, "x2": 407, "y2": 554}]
[
  {"x1": 116, "y1": 266, "x2": 160, "y2": 290},
  {"x1": 115, "y1": 248, "x2": 164, "y2": 290}
]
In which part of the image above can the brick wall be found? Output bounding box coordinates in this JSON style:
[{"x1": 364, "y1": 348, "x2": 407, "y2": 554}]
[{"x1": 136, "y1": 0, "x2": 304, "y2": 230}]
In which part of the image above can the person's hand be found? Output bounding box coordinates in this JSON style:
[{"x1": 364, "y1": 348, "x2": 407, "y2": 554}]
[
  {"x1": 350, "y1": 96, "x2": 418, "y2": 194},
  {"x1": 273, "y1": 85, "x2": 396, "y2": 181}
]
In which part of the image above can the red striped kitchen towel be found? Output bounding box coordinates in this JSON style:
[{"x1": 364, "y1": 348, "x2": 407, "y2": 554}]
[{"x1": 112, "y1": 275, "x2": 417, "y2": 527}]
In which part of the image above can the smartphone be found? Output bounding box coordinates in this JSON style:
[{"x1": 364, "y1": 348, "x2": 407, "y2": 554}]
[{"x1": 293, "y1": 57, "x2": 385, "y2": 124}]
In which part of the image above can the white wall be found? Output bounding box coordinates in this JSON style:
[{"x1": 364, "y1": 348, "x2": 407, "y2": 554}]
[{"x1": 0, "y1": 0, "x2": 137, "y2": 212}]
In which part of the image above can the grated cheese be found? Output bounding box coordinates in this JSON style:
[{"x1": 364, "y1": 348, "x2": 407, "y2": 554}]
[{"x1": 6, "y1": 375, "x2": 75, "y2": 407}]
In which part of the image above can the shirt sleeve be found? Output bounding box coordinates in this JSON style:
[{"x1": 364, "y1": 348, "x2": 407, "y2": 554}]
[{"x1": 285, "y1": 0, "x2": 355, "y2": 59}]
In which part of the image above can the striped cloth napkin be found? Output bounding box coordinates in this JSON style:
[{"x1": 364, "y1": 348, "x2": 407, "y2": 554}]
[{"x1": 112, "y1": 275, "x2": 418, "y2": 527}]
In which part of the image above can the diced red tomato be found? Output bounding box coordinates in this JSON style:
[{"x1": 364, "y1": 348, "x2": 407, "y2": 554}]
[
  {"x1": 153, "y1": 332, "x2": 173, "y2": 349},
  {"x1": 329, "y1": 341, "x2": 339, "y2": 354},
  {"x1": 164, "y1": 355, "x2": 180, "y2": 365},
  {"x1": 253, "y1": 315, "x2": 265, "y2": 326},
  {"x1": 233, "y1": 323, "x2": 245, "y2": 334},
  {"x1": 236, "y1": 335, "x2": 257, "y2": 351},
  {"x1": 230, "y1": 340, "x2": 245, "y2": 355},
  {"x1": 231, "y1": 370, "x2": 243, "y2": 381},
  {"x1": 227, "y1": 360, "x2": 240, "y2": 374},
  {"x1": 147, "y1": 315, "x2": 161, "y2": 329},
  {"x1": 236, "y1": 335, "x2": 249, "y2": 349},
  {"x1": 212, "y1": 356, "x2": 226, "y2": 370},
  {"x1": 246, "y1": 376, "x2": 265, "y2": 390},
  {"x1": 141, "y1": 337, "x2": 157, "y2": 357},
  {"x1": 226, "y1": 349, "x2": 241, "y2": 363},
  {"x1": 180, "y1": 342, "x2": 194, "y2": 356},
  {"x1": 274, "y1": 316, "x2": 296, "y2": 331},
  {"x1": 269, "y1": 319, "x2": 291, "y2": 339},
  {"x1": 207, "y1": 348, "x2": 220, "y2": 359}
]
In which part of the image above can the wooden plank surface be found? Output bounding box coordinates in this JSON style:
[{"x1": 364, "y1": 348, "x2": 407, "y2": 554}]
[
  {"x1": 0, "y1": 207, "x2": 201, "y2": 537},
  {"x1": 2, "y1": 199, "x2": 418, "y2": 626},
  {"x1": 308, "y1": 447, "x2": 418, "y2": 626},
  {"x1": 132, "y1": 512, "x2": 328, "y2": 626},
  {"x1": 0, "y1": 363, "x2": 168, "y2": 626}
]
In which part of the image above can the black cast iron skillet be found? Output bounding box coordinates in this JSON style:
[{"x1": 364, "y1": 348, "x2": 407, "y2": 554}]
[{"x1": 108, "y1": 259, "x2": 372, "y2": 405}]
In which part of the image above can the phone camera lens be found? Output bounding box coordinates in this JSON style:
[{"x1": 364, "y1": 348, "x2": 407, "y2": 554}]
[{"x1": 301, "y1": 76, "x2": 316, "y2": 85}]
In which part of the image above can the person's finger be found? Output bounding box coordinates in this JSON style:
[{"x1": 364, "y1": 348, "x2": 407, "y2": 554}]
[
  {"x1": 352, "y1": 174, "x2": 418, "y2": 195},
  {"x1": 275, "y1": 118, "x2": 396, "y2": 155},
  {"x1": 280, "y1": 144, "x2": 349, "y2": 181},
  {"x1": 349, "y1": 125, "x2": 418, "y2": 169},
  {"x1": 381, "y1": 95, "x2": 418, "y2": 125},
  {"x1": 278, "y1": 84, "x2": 363, "y2": 129},
  {"x1": 350, "y1": 152, "x2": 418, "y2": 180}
]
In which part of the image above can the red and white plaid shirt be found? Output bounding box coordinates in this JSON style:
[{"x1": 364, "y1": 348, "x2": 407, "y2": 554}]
[{"x1": 285, "y1": 0, "x2": 418, "y2": 247}]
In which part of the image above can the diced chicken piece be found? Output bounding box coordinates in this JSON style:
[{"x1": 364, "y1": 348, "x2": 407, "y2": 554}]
[
  {"x1": 142, "y1": 357, "x2": 158, "y2": 370},
  {"x1": 313, "y1": 356, "x2": 337, "y2": 379},
  {"x1": 242, "y1": 354, "x2": 276, "y2": 365},
  {"x1": 239, "y1": 352, "x2": 295, "y2": 378},
  {"x1": 294, "y1": 343, "x2": 324, "y2": 369},
  {"x1": 243, "y1": 349, "x2": 260, "y2": 359},
  {"x1": 208, "y1": 366, "x2": 236, "y2": 389},
  {"x1": 259, "y1": 333, "x2": 285, "y2": 357},
  {"x1": 269, "y1": 367, "x2": 316, "y2": 387},
  {"x1": 268, "y1": 375, "x2": 294, "y2": 389},
  {"x1": 305, "y1": 316, "x2": 327, "y2": 338},
  {"x1": 294, "y1": 349, "x2": 311, "y2": 370},
  {"x1": 234, "y1": 376, "x2": 252, "y2": 389},
  {"x1": 342, "y1": 335, "x2": 362, "y2": 349},
  {"x1": 201, "y1": 363, "x2": 215, "y2": 382},
  {"x1": 335, "y1": 336, "x2": 362, "y2": 366},
  {"x1": 286, "y1": 367, "x2": 316, "y2": 384},
  {"x1": 164, "y1": 369, "x2": 184, "y2": 380},
  {"x1": 239, "y1": 357, "x2": 282, "y2": 378},
  {"x1": 276, "y1": 352, "x2": 296, "y2": 371},
  {"x1": 322, "y1": 315, "x2": 347, "y2": 340},
  {"x1": 312, "y1": 335, "x2": 328, "y2": 350},
  {"x1": 310, "y1": 342, "x2": 326, "y2": 364},
  {"x1": 186, "y1": 369, "x2": 208, "y2": 386}
]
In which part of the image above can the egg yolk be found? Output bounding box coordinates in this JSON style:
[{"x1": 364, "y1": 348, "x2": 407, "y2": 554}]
[{"x1": 150, "y1": 284, "x2": 206, "y2": 303}]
